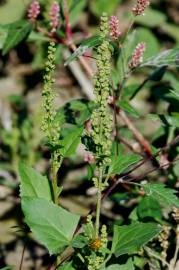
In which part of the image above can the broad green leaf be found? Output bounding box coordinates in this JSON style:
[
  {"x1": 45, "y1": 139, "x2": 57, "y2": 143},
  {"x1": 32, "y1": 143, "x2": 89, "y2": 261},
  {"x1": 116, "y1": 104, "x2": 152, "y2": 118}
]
[
  {"x1": 161, "y1": 23, "x2": 179, "y2": 43},
  {"x1": 133, "y1": 256, "x2": 147, "y2": 269},
  {"x1": 148, "y1": 66, "x2": 167, "y2": 82},
  {"x1": 57, "y1": 261, "x2": 75, "y2": 270},
  {"x1": 141, "y1": 48, "x2": 179, "y2": 67},
  {"x1": 64, "y1": 35, "x2": 102, "y2": 66},
  {"x1": 134, "y1": 28, "x2": 160, "y2": 59},
  {"x1": 72, "y1": 234, "x2": 88, "y2": 248},
  {"x1": 3, "y1": 20, "x2": 32, "y2": 55},
  {"x1": 135, "y1": 8, "x2": 166, "y2": 28},
  {"x1": 28, "y1": 31, "x2": 50, "y2": 42},
  {"x1": 90, "y1": 0, "x2": 121, "y2": 16},
  {"x1": 60, "y1": 126, "x2": 83, "y2": 157},
  {"x1": 108, "y1": 154, "x2": 141, "y2": 176},
  {"x1": 137, "y1": 197, "x2": 162, "y2": 221},
  {"x1": 0, "y1": 25, "x2": 8, "y2": 49},
  {"x1": 0, "y1": 267, "x2": 12, "y2": 270},
  {"x1": 117, "y1": 30, "x2": 137, "y2": 80},
  {"x1": 118, "y1": 100, "x2": 140, "y2": 118},
  {"x1": 143, "y1": 183, "x2": 179, "y2": 208},
  {"x1": 55, "y1": 99, "x2": 96, "y2": 126},
  {"x1": 112, "y1": 223, "x2": 161, "y2": 257},
  {"x1": 22, "y1": 197, "x2": 80, "y2": 254},
  {"x1": 19, "y1": 163, "x2": 52, "y2": 201},
  {"x1": 106, "y1": 258, "x2": 134, "y2": 270},
  {"x1": 122, "y1": 84, "x2": 140, "y2": 100},
  {"x1": 127, "y1": 67, "x2": 167, "y2": 100},
  {"x1": 0, "y1": 0, "x2": 31, "y2": 24}
]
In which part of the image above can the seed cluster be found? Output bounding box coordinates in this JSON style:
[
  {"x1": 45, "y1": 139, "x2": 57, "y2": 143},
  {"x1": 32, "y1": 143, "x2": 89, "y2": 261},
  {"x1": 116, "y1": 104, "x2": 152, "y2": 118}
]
[
  {"x1": 158, "y1": 225, "x2": 170, "y2": 263},
  {"x1": 42, "y1": 42, "x2": 61, "y2": 168},
  {"x1": 91, "y1": 13, "x2": 113, "y2": 167}
]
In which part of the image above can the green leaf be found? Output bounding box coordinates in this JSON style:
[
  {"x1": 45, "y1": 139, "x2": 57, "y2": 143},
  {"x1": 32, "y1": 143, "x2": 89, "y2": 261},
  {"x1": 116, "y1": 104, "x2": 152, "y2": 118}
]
[
  {"x1": 118, "y1": 100, "x2": 140, "y2": 118},
  {"x1": 106, "y1": 258, "x2": 134, "y2": 270},
  {"x1": 64, "y1": 35, "x2": 102, "y2": 66},
  {"x1": 72, "y1": 234, "x2": 88, "y2": 248},
  {"x1": 135, "y1": 8, "x2": 166, "y2": 28},
  {"x1": 122, "y1": 84, "x2": 140, "y2": 100},
  {"x1": 22, "y1": 197, "x2": 80, "y2": 254},
  {"x1": 19, "y1": 163, "x2": 52, "y2": 201},
  {"x1": 55, "y1": 99, "x2": 96, "y2": 126},
  {"x1": 143, "y1": 183, "x2": 179, "y2": 209},
  {"x1": 134, "y1": 28, "x2": 160, "y2": 59},
  {"x1": 60, "y1": 126, "x2": 83, "y2": 157},
  {"x1": 161, "y1": 23, "x2": 179, "y2": 43},
  {"x1": 112, "y1": 222, "x2": 161, "y2": 257},
  {"x1": 108, "y1": 154, "x2": 141, "y2": 176},
  {"x1": 137, "y1": 197, "x2": 162, "y2": 222},
  {"x1": 57, "y1": 261, "x2": 75, "y2": 270},
  {"x1": 90, "y1": 0, "x2": 121, "y2": 16},
  {"x1": 148, "y1": 66, "x2": 167, "y2": 82},
  {"x1": 141, "y1": 48, "x2": 179, "y2": 67},
  {"x1": 3, "y1": 20, "x2": 32, "y2": 55},
  {"x1": 0, "y1": 0, "x2": 31, "y2": 25},
  {"x1": 0, "y1": 25, "x2": 8, "y2": 49},
  {"x1": 0, "y1": 267, "x2": 12, "y2": 270},
  {"x1": 117, "y1": 28, "x2": 159, "y2": 80}
]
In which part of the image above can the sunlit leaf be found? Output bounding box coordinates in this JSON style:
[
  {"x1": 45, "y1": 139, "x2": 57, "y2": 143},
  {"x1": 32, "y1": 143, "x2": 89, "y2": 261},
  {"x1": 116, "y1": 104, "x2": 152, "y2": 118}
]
[
  {"x1": 19, "y1": 163, "x2": 52, "y2": 201},
  {"x1": 108, "y1": 154, "x2": 141, "y2": 176},
  {"x1": 141, "y1": 48, "x2": 179, "y2": 67},
  {"x1": 64, "y1": 35, "x2": 102, "y2": 66},
  {"x1": 3, "y1": 20, "x2": 32, "y2": 55},
  {"x1": 143, "y1": 183, "x2": 179, "y2": 208},
  {"x1": 22, "y1": 197, "x2": 80, "y2": 254},
  {"x1": 112, "y1": 223, "x2": 161, "y2": 257}
]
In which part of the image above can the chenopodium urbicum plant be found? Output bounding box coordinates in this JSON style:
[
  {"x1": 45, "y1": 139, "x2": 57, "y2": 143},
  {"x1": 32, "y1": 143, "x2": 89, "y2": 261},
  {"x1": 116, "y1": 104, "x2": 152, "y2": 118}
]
[{"x1": 18, "y1": 1, "x2": 179, "y2": 270}]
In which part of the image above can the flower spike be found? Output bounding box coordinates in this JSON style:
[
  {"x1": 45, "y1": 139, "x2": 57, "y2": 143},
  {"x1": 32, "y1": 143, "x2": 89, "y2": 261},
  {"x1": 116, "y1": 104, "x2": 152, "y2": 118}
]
[
  {"x1": 49, "y1": 1, "x2": 60, "y2": 33},
  {"x1": 129, "y1": 42, "x2": 146, "y2": 69},
  {"x1": 109, "y1": 16, "x2": 121, "y2": 40},
  {"x1": 27, "y1": 0, "x2": 40, "y2": 22},
  {"x1": 132, "y1": 0, "x2": 150, "y2": 16}
]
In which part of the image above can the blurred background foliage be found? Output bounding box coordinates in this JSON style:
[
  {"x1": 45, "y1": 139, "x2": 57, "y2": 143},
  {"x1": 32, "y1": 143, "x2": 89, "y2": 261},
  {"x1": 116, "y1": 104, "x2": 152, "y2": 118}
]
[{"x1": 0, "y1": 0, "x2": 179, "y2": 269}]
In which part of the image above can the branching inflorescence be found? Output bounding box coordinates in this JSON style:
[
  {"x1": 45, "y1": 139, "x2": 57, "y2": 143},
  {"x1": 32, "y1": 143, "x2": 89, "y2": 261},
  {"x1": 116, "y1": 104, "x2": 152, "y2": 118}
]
[
  {"x1": 42, "y1": 42, "x2": 61, "y2": 203},
  {"x1": 91, "y1": 14, "x2": 113, "y2": 169}
]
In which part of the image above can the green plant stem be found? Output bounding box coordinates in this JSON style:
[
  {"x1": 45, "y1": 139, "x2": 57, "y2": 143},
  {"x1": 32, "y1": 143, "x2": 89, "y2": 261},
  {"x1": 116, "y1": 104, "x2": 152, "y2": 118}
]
[
  {"x1": 95, "y1": 167, "x2": 103, "y2": 239},
  {"x1": 52, "y1": 161, "x2": 58, "y2": 204},
  {"x1": 51, "y1": 157, "x2": 63, "y2": 204}
]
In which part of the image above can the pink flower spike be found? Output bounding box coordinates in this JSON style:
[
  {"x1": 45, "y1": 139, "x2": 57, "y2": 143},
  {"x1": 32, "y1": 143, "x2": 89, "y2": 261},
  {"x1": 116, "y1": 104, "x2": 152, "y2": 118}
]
[
  {"x1": 27, "y1": 0, "x2": 40, "y2": 22},
  {"x1": 129, "y1": 42, "x2": 146, "y2": 69},
  {"x1": 132, "y1": 0, "x2": 150, "y2": 16},
  {"x1": 109, "y1": 16, "x2": 121, "y2": 40},
  {"x1": 49, "y1": 1, "x2": 60, "y2": 33},
  {"x1": 84, "y1": 152, "x2": 95, "y2": 164}
]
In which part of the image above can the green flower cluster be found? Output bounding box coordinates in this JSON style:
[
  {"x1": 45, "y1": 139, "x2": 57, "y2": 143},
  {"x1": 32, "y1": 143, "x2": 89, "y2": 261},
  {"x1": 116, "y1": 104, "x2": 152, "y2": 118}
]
[
  {"x1": 87, "y1": 254, "x2": 104, "y2": 270},
  {"x1": 42, "y1": 42, "x2": 61, "y2": 169},
  {"x1": 91, "y1": 13, "x2": 113, "y2": 167}
]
